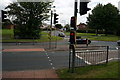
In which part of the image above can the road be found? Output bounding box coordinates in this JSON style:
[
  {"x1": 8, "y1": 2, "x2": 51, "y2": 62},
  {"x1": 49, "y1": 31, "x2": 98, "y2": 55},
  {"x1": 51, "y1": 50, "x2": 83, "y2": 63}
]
[
  {"x1": 3, "y1": 51, "x2": 69, "y2": 71},
  {"x1": 2, "y1": 37, "x2": 119, "y2": 71},
  {"x1": 91, "y1": 41, "x2": 119, "y2": 50}
]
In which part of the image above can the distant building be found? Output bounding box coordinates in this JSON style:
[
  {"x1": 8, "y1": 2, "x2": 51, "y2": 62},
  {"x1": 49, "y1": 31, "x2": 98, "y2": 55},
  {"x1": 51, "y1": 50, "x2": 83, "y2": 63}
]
[
  {"x1": 2, "y1": 19, "x2": 14, "y2": 29},
  {"x1": 77, "y1": 23, "x2": 88, "y2": 30},
  {"x1": 4, "y1": 24, "x2": 14, "y2": 29}
]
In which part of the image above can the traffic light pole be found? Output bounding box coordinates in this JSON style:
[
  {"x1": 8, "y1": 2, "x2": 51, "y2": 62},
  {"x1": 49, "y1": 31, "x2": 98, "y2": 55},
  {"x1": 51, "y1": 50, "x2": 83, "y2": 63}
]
[
  {"x1": 49, "y1": 10, "x2": 53, "y2": 49},
  {"x1": 70, "y1": 0, "x2": 78, "y2": 73},
  {"x1": 74, "y1": 0, "x2": 78, "y2": 17},
  {"x1": 69, "y1": 0, "x2": 91, "y2": 73},
  {"x1": 53, "y1": 13, "x2": 59, "y2": 49}
]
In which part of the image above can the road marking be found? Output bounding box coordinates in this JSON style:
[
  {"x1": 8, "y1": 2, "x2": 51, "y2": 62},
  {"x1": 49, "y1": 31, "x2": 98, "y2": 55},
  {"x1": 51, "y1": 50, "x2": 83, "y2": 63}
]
[
  {"x1": 76, "y1": 54, "x2": 91, "y2": 65},
  {"x1": 75, "y1": 50, "x2": 106, "y2": 53},
  {"x1": 116, "y1": 47, "x2": 118, "y2": 50},
  {"x1": 45, "y1": 51, "x2": 55, "y2": 70},
  {"x1": 50, "y1": 63, "x2": 53, "y2": 65},
  {"x1": 52, "y1": 67, "x2": 55, "y2": 69},
  {"x1": 96, "y1": 58, "x2": 120, "y2": 64},
  {"x1": 2, "y1": 48, "x2": 45, "y2": 52}
]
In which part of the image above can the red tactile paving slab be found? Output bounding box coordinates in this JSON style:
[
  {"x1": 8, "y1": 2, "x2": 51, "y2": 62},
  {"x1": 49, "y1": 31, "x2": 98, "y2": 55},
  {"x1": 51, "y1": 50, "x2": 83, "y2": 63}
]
[
  {"x1": 2, "y1": 48, "x2": 45, "y2": 52},
  {"x1": 2, "y1": 70, "x2": 59, "y2": 78}
]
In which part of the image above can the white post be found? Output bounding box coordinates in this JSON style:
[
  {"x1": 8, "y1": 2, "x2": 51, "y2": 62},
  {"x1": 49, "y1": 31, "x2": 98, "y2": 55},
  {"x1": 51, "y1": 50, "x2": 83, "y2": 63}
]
[{"x1": 118, "y1": 1, "x2": 120, "y2": 14}]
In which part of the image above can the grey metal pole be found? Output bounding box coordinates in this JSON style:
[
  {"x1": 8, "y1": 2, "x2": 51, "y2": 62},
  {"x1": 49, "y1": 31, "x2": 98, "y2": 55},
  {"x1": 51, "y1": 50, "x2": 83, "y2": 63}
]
[
  {"x1": 71, "y1": 45, "x2": 75, "y2": 73},
  {"x1": 74, "y1": 0, "x2": 78, "y2": 17},
  {"x1": 49, "y1": 10, "x2": 53, "y2": 49},
  {"x1": 71, "y1": 0, "x2": 78, "y2": 73},
  {"x1": 68, "y1": 49, "x2": 71, "y2": 71},
  {"x1": 106, "y1": 46, "x2": 109, "y2": 63}
]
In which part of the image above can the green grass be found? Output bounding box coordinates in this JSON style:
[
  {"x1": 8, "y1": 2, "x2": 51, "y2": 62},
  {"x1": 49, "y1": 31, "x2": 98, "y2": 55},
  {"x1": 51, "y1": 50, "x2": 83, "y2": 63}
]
[
  {"x1": 1, "y1": 29, "x2": 62, "y2": 42},
  {"x1": 65, "y1": 32, "x2": 120, "y2": 41},
  {"x1": 1, "y1": 29, "x2": 14, "y2": 39},
  {"x1": 56, "y1": 61, "x2": 120, "y2": 79}
]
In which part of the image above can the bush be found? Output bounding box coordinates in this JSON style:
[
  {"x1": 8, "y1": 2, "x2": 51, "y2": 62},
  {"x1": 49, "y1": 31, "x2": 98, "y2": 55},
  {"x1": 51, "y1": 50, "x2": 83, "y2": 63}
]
[
  {"x1": 14, "y1": 25, "x2": 41, "y2": 39},
  {"x1": 76, "y1": 29, "x2": 96, "y2": 33}
]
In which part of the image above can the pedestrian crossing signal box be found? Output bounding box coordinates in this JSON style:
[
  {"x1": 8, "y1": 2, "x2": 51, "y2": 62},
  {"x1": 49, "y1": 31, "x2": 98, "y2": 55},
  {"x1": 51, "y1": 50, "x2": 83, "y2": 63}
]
[{"x1": 70, "y1": 31, "x2": 76, "y2": 44}]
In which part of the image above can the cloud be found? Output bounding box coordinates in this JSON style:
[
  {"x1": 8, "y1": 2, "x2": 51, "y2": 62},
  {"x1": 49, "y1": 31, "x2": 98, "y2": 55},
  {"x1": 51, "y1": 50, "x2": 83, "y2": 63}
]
[
  {"x1": 53, "y1": 0, "x2": 120, "y2": 25},
  {"x1": 0, "y1": 0, "x2": 119, "y2": 25},
  {"x1": 0, "y1": 0, "x2": 13, "y2": 10}
]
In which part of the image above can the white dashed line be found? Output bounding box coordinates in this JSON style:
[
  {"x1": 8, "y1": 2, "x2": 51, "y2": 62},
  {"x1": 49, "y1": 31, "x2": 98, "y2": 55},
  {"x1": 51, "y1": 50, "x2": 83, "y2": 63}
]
[
  {"x1": 52, "y1": 67, "x2": 55, "y2": 69},
  {"x1": 116, "y1": 47, "x2": 118, "y2": 50},
  {"x1": 45, "y1": 52, "x2": 55, "y2": 70},
  {"x1": 50, "y1": 63, "x2": 53, "y2": 65}
]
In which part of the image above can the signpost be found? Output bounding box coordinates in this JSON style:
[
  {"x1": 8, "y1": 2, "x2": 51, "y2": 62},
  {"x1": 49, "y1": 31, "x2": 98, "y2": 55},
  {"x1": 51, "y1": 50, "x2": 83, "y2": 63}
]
[{"x1": 69, "y1": 0, "x2": 91, "y2": 73}]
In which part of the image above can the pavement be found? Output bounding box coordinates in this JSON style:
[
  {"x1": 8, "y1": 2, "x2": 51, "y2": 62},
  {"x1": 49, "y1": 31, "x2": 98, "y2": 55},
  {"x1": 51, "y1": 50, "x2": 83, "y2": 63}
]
[
  {"x1": 2, "y1": 69, "x2": 59, "y2": 79},
  {"x1": 2, "y1": 42, "x2": 67, "y2": 79},
  {"x1": 2, "y1": 40, "x2": 119, "y2": 79}
]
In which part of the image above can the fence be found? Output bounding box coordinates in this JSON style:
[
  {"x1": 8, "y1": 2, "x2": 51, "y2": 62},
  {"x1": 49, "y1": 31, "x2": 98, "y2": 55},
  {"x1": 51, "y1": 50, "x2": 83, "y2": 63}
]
[
  {"x1": 69, "y1": 45, "x2": 109, "y2": 72},
  {"x1": 2, "y1": 33, "x2": 58, "y2": 49}
]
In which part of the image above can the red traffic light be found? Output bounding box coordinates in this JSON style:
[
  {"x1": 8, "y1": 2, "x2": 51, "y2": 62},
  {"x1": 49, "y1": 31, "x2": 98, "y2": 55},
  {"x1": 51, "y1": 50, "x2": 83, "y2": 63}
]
[
  {"x1": 70, "y1": 31, "x2": 76, "y2": 44},
  {"x1": 70, "y1": 33, "x2": 74, "y2": 36},
  {"x1": 70, "y1": 16, "x2": 76, "y2": 30}
]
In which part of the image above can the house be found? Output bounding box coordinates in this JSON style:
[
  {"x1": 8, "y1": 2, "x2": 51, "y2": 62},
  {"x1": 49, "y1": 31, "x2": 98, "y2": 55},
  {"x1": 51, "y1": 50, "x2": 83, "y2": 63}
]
[
  {"x1": 4, "y1": 24, "x2": 14, "y2": 29},
  {"x1": 77, "y1": 23, "x2": 88, "y2": 30}
]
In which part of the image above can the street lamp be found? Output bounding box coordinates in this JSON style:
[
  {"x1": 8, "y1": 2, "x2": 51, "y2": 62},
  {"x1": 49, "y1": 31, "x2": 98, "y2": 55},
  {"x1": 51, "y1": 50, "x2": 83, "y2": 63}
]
[{"x1": 49, "y1": 5, "x2": 56, "y2": 49}]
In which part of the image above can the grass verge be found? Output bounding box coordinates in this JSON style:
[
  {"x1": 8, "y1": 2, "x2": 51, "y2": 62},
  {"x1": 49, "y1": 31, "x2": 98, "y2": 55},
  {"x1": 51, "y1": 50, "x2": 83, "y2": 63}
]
[
  {"x1": 65, "y1": 32, "x2": 120, "y2": 41},
  {"x1": 56, "y1": 61, "x2": 120, "y2": 79},
  {"x1": 1, "y1": 29, "x2": 62, "y2": 42}
]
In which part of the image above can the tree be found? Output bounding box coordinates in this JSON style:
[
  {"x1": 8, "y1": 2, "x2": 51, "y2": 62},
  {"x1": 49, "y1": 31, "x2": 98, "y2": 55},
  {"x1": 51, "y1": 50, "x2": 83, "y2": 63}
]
[
  {"x1": 87, "y1": 4, "x2": 104, "y2": 35},
  {"x1": 55, "y1": 24, "x2": 63, "y2": 29},
  {"x1": 116, "y1": 14, "x2": 120, "y2": 36},
  {"x1": 87, "y1": 3, "x2": 119, "y2": 36},
  {"x1": 64, "y1": 24, "x2": 70, "y2": 32},
  {"x1": 103, "y1": 3, "x2": 119, "y2": 35},
  {"x1": 5, "y1": 2, "x2": 52, "y2": 39}
]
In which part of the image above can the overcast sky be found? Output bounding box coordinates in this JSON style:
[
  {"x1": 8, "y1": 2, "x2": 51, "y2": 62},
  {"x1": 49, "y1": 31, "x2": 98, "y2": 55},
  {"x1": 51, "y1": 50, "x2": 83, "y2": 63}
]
[{"x1": 0, "y1": 0, "x2": 120, "y2": 25}]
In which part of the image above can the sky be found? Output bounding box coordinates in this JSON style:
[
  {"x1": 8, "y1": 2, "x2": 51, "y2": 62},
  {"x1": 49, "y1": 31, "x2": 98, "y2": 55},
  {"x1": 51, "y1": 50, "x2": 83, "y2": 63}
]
[{"x1": 0, "y1": 0, "x2": 120, "y2": 26}]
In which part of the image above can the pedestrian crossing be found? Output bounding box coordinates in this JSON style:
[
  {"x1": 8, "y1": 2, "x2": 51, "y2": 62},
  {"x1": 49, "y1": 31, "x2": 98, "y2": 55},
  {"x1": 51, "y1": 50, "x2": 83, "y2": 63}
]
[{"x1": 2, "y1": 48, "x2": 45, "y2": 52}]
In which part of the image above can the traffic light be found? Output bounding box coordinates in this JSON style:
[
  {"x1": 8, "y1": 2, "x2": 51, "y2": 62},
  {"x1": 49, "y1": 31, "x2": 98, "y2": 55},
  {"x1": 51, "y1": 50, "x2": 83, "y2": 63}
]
[
  {"x1": 70, "y1": 16, "x2": 76, "y2": 30},
  {"x1": 1, "y1": 10, "x2": 7, "y2": 22},
  {"x1": 54, "y1": 13, "x2": 59, "y2": 24},
  {"x1": 70, "y1": 30, "x2": 76, "y2": 44},
  {"x1": 79, "y1": 0, "x2": 91, "y2": 15}
]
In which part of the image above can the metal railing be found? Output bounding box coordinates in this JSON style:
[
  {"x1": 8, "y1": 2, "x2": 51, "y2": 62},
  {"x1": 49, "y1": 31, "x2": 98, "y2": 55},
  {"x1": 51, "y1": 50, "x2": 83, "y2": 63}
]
[
  {"x1": 69, "y1": 46, "x2": 109, "y2": 72},
  {"x1": 2, "y1": 34, "x2": 58, "y2": 49}
]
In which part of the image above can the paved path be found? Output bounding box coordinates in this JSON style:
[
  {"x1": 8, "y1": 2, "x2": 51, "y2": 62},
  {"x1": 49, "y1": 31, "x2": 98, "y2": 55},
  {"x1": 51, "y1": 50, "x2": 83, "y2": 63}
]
[
  {"x1": 2, "y1": 48, "x2": 45, "y2": 52},
  {"x1": 2, "y1": 69, "x2": 59, "y2": 79},
  {"x1": 2, "y1": 48, "x2": 60, "y2": 79}
]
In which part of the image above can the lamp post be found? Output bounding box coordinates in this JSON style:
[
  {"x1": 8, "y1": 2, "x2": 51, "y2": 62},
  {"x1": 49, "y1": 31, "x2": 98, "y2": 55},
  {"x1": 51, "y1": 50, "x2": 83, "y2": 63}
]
[{"x1": 49, "y1": 5, "x2": 55, "y2": 49}]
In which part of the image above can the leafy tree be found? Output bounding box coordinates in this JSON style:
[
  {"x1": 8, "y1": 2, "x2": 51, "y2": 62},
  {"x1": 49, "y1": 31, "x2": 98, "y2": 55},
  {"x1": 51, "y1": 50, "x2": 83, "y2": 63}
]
[
  {"x1": 103, "y1": 3, "x2": 119, "y2": 35},
  {"x1": 55, "y1": 24, "x2": 63, "y2": 29},
  {"x1": 116, "y1": 14, "x2": 120, "y2": 36},
  {"x1": 64, "y1": 24, "x2": 70, "y2": 32},
  {"x1": 87, "y1": 4, "x2": 104, "y2": 35},
  {"x1": 87, "y1": 3, "x2": 119, "y2": 36},
  {"x1": 5, "y1": 2, "x2": 52, "y2": 39}
]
